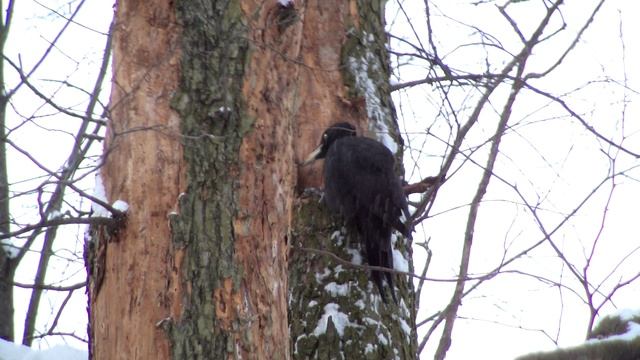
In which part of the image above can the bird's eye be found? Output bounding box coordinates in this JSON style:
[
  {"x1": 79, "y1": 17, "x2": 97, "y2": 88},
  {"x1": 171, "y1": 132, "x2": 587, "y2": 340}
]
[{"x1": 323, "y1": 133, "x2": 328, "y2": 140}]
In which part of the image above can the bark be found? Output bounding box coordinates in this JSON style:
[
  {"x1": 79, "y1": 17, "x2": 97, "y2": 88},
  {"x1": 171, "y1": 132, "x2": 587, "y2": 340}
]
[
  {"x1": 167, "y1": 0, "x2": 295, "y2": 358},
  {"x1": 87, "y1": 0, "x2": 183, "y2": 358},
  {"x1": 90, "y1": 0, "x2": 295, "y2": 358}
]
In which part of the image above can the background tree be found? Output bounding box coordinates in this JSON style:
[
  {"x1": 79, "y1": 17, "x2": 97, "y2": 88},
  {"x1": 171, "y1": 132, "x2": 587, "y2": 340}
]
[
  {"x1": 386, "y1": 0, "x2": 640, "y2": 358},
  {"x1": 0, "y1": 0, "x2": 113, "y2": 346},
  {"x1": 0, "y1": 0, "x2": 16, "y2": 342}
]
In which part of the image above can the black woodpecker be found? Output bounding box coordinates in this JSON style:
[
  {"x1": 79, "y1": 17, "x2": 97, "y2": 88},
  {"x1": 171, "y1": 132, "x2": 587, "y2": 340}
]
[{"x1": 303, "y1": 122, "x2": 412, "y2": 303}]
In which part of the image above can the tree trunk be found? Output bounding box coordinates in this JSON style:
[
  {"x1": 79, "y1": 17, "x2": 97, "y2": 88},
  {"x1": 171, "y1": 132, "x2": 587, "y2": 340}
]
[
  {"x1": 0, "y1": 1, "x2": 15, "y2": 341},
  {"x1": 289, "y1": 1, "x2": 417, "y2": 358},
  {"x1": 0, "y1": 70, "x2": 15, "y2": 343},
  {"x1": 88, "y1": 0, "x2": 414, "y2": 359},
  {"x1": 89, "y1": 0, "x2": 293, "y2": 358},
  {"x1": 86, "y1": 0, "x2": 183, "y2": 358}
]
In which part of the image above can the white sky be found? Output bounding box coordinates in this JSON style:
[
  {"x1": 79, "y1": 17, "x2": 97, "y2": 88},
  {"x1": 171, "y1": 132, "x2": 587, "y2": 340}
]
[
  {"x1": 3, "y1": 0, "x2": 112, "y2": 353},
  {"x1": 1, "y1": 0, "x2": 639, "y2": 359},
  {"x1": 388, "y1": 0, "x2": 640, "y2": 359}
]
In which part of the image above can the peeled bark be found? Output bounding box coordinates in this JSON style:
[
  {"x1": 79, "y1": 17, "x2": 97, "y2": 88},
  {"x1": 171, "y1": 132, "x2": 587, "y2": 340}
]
[
  {"x1": 90, "y1": 0, "x2": 295, "y2": 358},
  {"x1": 87, "y1": 0, "x2": 183, "y2": 358}
]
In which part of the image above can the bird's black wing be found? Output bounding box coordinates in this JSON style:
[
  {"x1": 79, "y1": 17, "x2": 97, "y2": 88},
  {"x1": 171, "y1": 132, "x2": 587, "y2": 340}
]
[
  {"x1": 324, "y1": 138, "x2": 398, "y2": 219},
  {"x1": 323, "y1": 136, "x2": 407, "y2": 303}
]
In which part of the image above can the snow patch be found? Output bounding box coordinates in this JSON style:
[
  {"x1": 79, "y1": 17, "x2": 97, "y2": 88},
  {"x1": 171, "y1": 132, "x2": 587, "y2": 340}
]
[
  {"x1": 324, "y1": 282, "x2": 349, "y2": 297},
  {"x1": 612, "y1": 308, "x2": 640, "y2": 322},
  {"x1": 399, "y1": 298, "x2": 410, "y2": 318},
  {"x1": 91, "y1": 172, "x2": 109, "y2": 217},
  {"x1": 363, "y1": 317, "x2": 379, "y2": 326},
  {"x1": 91, "y1": 173, "x2": 129, "y2": 217},
  {"x1": 112, "y1": 200, "x2": 129, "y2": 213},
  {"x1": 374, "y1": 121, "x2": 399, "y2": 156},
  {"x1": 586, "y1": 321, "x2": 640, "y2": 343},
  {"x1": 377, "y1": 332, "x2": 389, "y2": 345},
  {"x1": 315, "y1": 268, "x2": 331, "y2": 283},
  {"x1": 392, "y1": 314, "x2": 412, "y2": 337},
  {"x1": 312, "y1": 303, "x2": 360, "y2": 337},
  {"x1": 392, "y1": 248, "x2": 408, "y2": 272},
  {"x1": 0, "y1": 235, "x2": 18, "y2": 259},
  {"x1": 366, "y1": 32, "x2": 375, "y2": 42},
  {"x1": 346, "y1": 31, "x2": 398, "y2": 155},
  {"x1": 391, "y1": 233, "x2": 409, "y2": 272},
  {"x1": 0, "y1": 339, "x2": 87, "y2": 360},
  {"x1": 364, "y1": 343, "x2": 375, "y2": 354},
  {"x1": 330, "y1": 230, "x2": 345, "y2": 246},
  {"x1": 346, "y1": 248, "x2": 362, "y2": 265},
  {"x1": 47, "y1": 210, "x2": 63, "y2": 221}
]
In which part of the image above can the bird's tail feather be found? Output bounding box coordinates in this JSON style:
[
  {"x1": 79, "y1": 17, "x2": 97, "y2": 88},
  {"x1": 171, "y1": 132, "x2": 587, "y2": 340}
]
[{"x1": 361, "y1": 218, "x2": 397, "y2": 304}]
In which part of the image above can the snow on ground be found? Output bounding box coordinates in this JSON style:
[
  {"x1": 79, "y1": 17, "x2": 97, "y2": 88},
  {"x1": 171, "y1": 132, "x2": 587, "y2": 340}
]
[
  {"x1": 586, "y1": 322, "x2": 640, "y2": 344},
  {"x1": 0, "y1": 339, "x2": 87, "y2": 360},
  {"x1": 612, "y1": 308, "x2": 640, "y2": 322},
  {"x1": 586, "y1": 310, "x2": 640, "y2": 344}
]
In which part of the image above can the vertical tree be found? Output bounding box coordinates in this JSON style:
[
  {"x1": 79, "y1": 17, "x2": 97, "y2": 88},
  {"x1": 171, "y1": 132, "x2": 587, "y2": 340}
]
[
  {"x1": 288, "y1": 1, "x2": 416, "y2": 358},
  {"x1": 387, "y1": 1, "x2": 640, "y2": 358},
  {"x1": 0, "y1": 0, "x2": 16, "y2": 342},
  {"x1": 1, "y1": 0, "x2": 112, "y2": 346},
  {"x1": 89, "y1": 0, "x2": 413, "y2": 359}
]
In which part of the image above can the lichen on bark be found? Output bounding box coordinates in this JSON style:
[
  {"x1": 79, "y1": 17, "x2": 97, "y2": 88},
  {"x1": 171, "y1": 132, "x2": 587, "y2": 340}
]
[
  {"x1": 168, "y1": 0, "x2": 296, "y2": 358},
  {"x1": 290, "y1": 195, "x2": 405, "y2": 359},
  {"x1": 168, "y1": 1, "x2": 252, "y2": 358}
]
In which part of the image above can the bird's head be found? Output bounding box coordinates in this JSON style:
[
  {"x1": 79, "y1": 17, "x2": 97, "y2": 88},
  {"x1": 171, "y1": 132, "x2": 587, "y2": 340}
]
[{"x1": 302, "y1": 122, "x2": 356, "y2": 165}]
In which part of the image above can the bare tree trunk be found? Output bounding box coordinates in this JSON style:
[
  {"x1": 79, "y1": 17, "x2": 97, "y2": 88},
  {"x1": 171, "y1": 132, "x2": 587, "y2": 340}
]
[
  {"x1": 0, "y1": 0, "x2": 16, "y2": 342},
  {"x1": 87, "y1": 0, "x2": 183, "y2": 358},
  {"x1": 0, "y1": 58, "x2": 15, "y2": 343},
  {"x1": 89, "y1": 0, "x2": 294, "y2": 358}
]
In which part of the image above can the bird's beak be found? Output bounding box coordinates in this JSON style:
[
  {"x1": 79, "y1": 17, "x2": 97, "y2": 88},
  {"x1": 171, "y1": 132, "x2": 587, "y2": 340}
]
[{"x1": 301, "y1": 145, "x2": 322, "y2": 166}]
